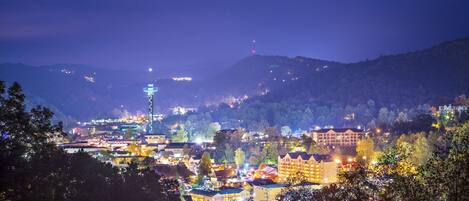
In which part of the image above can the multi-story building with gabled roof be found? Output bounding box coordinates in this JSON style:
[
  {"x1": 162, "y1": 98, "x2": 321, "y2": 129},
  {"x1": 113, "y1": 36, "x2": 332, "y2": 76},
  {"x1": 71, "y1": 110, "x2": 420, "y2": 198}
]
[
  {"x1": 278, "y1": 152, "x2": 338, "y2": 184},
  {"x1": 311, "y1": 128, "x2": 364, "y2": 146}
]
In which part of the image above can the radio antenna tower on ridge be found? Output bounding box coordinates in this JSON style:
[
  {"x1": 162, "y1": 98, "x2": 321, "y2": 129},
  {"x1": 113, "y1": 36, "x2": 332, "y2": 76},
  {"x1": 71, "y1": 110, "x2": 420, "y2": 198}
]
[{"x1": 251, "y1": 39, "x2": 257, "y2": 55}]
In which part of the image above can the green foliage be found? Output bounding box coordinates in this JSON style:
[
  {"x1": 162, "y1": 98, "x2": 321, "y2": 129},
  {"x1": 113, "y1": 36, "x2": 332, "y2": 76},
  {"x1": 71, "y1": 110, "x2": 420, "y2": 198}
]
[
  {"x1": 198, "y1": 151, "x2": 212, "y2": 176},
  {"x1": 234, "y1": 148, "x2": 245, "y2": 167},
  {"x1": 264, "y1": 127, "x2": 281, "y2": 138},
  {"x1": 309, "y1": 143, "x2": 329, "y2": 155},
  {"x1": 285, "y1": 136, "x2": 302, "y2": 152},
  {"x1": 184, "y1": 112, "x2": 212, "y2": 141},
  {"x1": 437, "y1": 123, "x2": 469, "y2": 200},
  {"x1": 258, "y1": 141, "x2": 279, "y2": 165},
  {"x1": 280, "y1": 123, "x2": 469, "y2": 201},
  {"x1": 412, "y1": 133, "x2": 432, "y2": 166},
  {"x1": 336, "y1": 167, "x2": 378, "y2": 200},
  {"x1": 356, "y1": 138, "x2": 375, "y2": 162},
  {"x1": 223, "y1": 143, "x2": 234, "y2": 163},
  {"x1": 378, "y1": 107, "x2": 396, "y2": 126},
  {"x1": 395, "y1": 132, "x2": 433, "y2": 167},
  {"x1": 173, "y1": 124, "x2": 188, "y2": 142},
  {"x1": 206, "y1": 122, "x2": 221, "y2": 141},
  {"x1": 213, "y1": 131, "x2": 228, "y2": 163},
  {"x1": 286, "y1": 171, "x2": 306, "y2": 185},
  {"x1": 183, "y1": 144, "x2": 190, "y2": 156},
  {"x1": 276, "y1": 187, "x2": 316, "y2": 201},
  {"x1": 392, "y1": 114, "x2": 436, "y2": 134},
  {"x1": 380, "y1": 173, "x2": 429, "y2": 201},
  {"x1": 279, "y1": 167, "x2": 378, "y2": 201},
  {"x1": 301, "y1": 134, "x2": 313, "y2": 151},
  {"x1": 379, "y1": 123, "x2": 469, "y2": 200},
  {"x1": 280, "y1": 126, "x2": 292, "y2": 137}
]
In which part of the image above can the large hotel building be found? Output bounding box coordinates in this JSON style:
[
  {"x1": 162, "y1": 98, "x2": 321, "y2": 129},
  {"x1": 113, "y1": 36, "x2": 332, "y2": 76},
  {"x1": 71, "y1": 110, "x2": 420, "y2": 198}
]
[
  {"x1": 311, "y1": 128, "x2": 364, "y2": 146},
  {"x1": 278, "y1": 152, "x2": 338, "y2": 184}
]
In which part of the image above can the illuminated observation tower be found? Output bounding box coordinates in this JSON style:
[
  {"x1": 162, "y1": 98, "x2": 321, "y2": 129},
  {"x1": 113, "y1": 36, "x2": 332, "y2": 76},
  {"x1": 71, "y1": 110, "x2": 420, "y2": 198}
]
[{"x1": 143, "y1": 84, "x2": 158, "y2": 133}]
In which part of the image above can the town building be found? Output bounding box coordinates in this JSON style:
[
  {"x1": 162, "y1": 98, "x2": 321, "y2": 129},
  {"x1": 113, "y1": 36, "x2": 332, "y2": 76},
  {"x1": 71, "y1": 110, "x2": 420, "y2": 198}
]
[
  {"x1": 278, "y1": 152, "x2": 338, "y2": 184},
  {"x1": 190, "y1": 188, "x2": 249, "y2": 201},
  {"x1": 101, "y1": 139, "x2": 139, "y2": 151},
  {"x1": 162, "y1": 142, "x2": 195, "y2": 159},
  {"x1": 311, "y1": 128, "x2": 364, "y2": 146},
  {"x1": 188, "y1": 155, "x2": 202, "y2": 174},
  {"x1": 139, "y1": 143, "x2": 160, "y2": 155},
  {"x1": 251, "y1": 181, "x2": 321, "y2": 201},
  {"x1": 60, "y1": 144, "x2": 107, "y2": 154},
  {"x1": 143, "y1": 133, "x2": 166, "y2": 144},
  {"x1": 213, "y1": 168, "x2": 237, "y2": 187},
  {"x1": 252, "y1": 183, "x2": 287, "y2": 201},
  {"x1": 252, "y1": 164, "x2": 278, "y2": 181}
]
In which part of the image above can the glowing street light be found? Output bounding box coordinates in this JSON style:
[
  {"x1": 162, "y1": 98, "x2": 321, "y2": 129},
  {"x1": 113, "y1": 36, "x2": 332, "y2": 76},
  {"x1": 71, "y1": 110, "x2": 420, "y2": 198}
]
[{"x1": 195, "y1": 138, "x2": 203, "y2": 145}]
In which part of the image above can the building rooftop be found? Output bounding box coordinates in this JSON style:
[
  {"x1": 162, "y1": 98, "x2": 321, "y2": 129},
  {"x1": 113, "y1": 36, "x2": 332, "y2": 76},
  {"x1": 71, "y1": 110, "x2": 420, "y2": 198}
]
[
  {"x1": 145, "y1": 143, "x2": 162, "y2": 146},
  {"x1": 110, "y1": 151, "x2": 130, "y2": 155},
  {"x1": 214, "y1": 169, "x2": 237, "y2": 179},
  {"x1": 165, "y1": 142, "x2": 195, "y2": 149},
  {"x1": 280, "y1": 152, "x2": 332, "y2": 162},
  {"x1": 218, "y1": 129, "x2": 238, "y2": 133},
  {"x1": 60, "y1": 145, "x2": 105, "y2": 149},
  {"x1": 144, "y1": 133, "x2": 166, "y2": 136},
  {"x1": 190, "y1": 189, "x2": 218, "y2": 197},
  {"x1": 104, "y1": 139, "x2": 138, "y2": 143},
  {"x1": 219, "y1": 188, "x2": 243, "y2": 194},
  {"x1": 249, "y1": 179, "x2": 276, "y2": 186},
  {"x1": 190, "y1": 188, "x2": 243, "y2": 197},
  {"x1": 295, "y1": 181, "x2": 321, "y2": 187},
  {"x1": 216, "y1": 129, "x2": 240, "y2": 135},
  {"x1": 191, "y1": 155, "x2": 202, "y2": 160},
  {"x1": 261, "y1": 183, "x2": 288, "y2": 189},
  {"x1": 313, "y1": 128, "x2": 363, "y2": 133}
]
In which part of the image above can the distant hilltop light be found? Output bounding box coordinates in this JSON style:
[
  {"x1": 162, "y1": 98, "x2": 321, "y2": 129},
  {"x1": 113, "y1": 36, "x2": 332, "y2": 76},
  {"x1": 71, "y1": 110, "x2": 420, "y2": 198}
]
[
  {"x1": 251, "y1": 39, "x2": 257, "y2": 55},
  {"x1": 60, "y1": 69, "x2": 73, "y2": 75},
  {"x1": 171, "y1": 106, "x2": 197, "y2": 115},
  {"x1": 148, "y1": 67, "x2": 153, "y2": 72},
  {"x1": 84, "y1": 75, "x2": 95, "y2": 83},
  {"x1": 172, "y1": 77, "x2": 192, "y2": 81}
]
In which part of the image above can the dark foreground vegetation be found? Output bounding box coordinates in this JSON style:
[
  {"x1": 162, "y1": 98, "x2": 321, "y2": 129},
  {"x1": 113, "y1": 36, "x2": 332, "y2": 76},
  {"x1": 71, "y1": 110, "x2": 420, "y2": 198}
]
[
  {"x1": 0, "y1": 81, "x2": 179, "y2": 201},
  {"x1": 276, "y1": 122, "x2": 469, "y2": 201}
]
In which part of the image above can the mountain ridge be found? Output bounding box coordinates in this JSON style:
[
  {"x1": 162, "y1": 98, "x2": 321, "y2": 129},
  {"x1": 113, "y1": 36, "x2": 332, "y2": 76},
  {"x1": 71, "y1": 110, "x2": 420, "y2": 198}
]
[{"x1": 1, "y1": 37, "x2": 469, "y2": 124}]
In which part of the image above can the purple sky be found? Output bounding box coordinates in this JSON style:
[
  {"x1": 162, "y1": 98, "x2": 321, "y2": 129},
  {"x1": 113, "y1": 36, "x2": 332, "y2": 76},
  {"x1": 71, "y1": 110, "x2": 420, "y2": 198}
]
[{"x1": 1, "y1": 0, "x2": 469, "y2": 71}]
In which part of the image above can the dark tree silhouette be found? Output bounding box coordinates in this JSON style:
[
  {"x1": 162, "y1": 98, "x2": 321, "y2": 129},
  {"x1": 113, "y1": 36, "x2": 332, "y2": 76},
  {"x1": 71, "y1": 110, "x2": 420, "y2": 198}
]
[{"x1": 0, "y1": 81, "x2": 178, "y2": 201}]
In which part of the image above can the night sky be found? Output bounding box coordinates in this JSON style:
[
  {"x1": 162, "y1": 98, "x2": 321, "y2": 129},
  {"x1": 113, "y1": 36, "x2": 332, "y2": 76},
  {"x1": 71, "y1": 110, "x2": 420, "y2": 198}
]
[{"x1": 1, "y1": 0, "x2": 469, "y2": 71}]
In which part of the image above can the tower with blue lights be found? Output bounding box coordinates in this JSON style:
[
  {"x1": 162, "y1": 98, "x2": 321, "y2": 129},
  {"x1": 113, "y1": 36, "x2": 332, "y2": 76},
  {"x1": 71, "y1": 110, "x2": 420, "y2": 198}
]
[{"x1": 143, "y1": 84, "x2": 158, "y2": 133}]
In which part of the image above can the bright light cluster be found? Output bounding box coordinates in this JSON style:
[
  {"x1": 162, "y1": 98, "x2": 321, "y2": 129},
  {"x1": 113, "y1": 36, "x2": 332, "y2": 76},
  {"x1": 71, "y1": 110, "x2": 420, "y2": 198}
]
[
  {"x1": 172, "y1": 77, "x2": 192, "y2": 81},
  {"x1": 84, "y1": 75, "x2": 95, "y2": 83}
]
